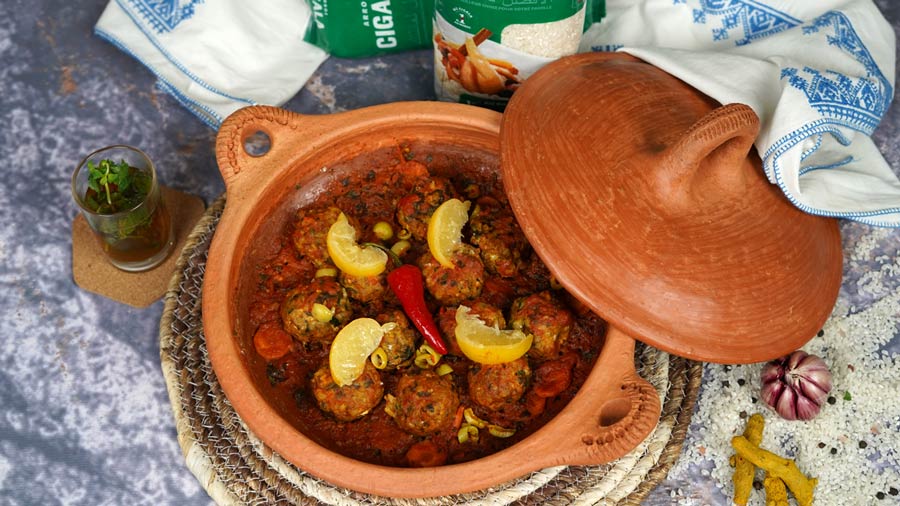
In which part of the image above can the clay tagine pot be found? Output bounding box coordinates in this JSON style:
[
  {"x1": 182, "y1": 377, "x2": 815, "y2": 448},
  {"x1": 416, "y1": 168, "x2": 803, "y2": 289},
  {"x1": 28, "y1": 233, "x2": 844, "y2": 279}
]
[
  {"x1": 500, "y1": 52, "x2": 842, "y2": 363},
  {"x1": 203, "y1": 102, "x2": 661, "y2": 498}
]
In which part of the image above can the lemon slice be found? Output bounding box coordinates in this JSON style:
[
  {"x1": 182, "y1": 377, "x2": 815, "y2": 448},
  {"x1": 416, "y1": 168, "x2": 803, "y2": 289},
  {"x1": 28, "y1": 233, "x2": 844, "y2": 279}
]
[
  {"x1": 427, "y1": 198, "x2": 471, "y2": 268},
  {"x1": 455, "y1": 305, "x2": 533, "y2": 364},
  {"x1": 326, "y1": 212, "x2": 388, "y2": 277},
  {"x1": 330, "y1": 318, "x2": 396, "y2": 386}
]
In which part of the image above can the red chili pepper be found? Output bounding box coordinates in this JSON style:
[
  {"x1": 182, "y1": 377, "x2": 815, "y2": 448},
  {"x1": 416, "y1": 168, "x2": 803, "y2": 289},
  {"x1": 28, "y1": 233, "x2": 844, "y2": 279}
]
[{"x1": 387, "y1": 264, "x2": 449, "y2": 355}]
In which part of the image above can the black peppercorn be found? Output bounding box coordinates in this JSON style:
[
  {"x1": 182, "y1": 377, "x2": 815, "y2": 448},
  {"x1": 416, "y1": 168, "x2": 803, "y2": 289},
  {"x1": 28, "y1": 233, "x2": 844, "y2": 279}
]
[
  {"x1": 817, "y1": 329, "x2": 825, "y2": 337},
  {"x1": 888, "y1": 487, "x2": 898, "y2": 496},
  {"x1": 737, "y1": 378, "x2": 746, "y2": 386},
  {"x1": 753, "y1": 481, "x2": 763, "y2": 491},
  {"x1": 827, "y1": 396, "x2": 837, "y2": 405},
  {"x1": 739, "y1": 411, "x2": 747, "y2": 419},
  {"x1": 876, "y1": 492, "x2": 885, "y2": 500},
  {"x1": 818, "y1": 442, "x2": 826, "y2": 449},
  {"x1": 859, "y1": 441, "x2": 868, "y2": 449},
  {"x1": 751, "y1": 397, "x2": 758, "y2": 404},
  {"x1": 830, "y1": 448, "x2": 837, "y2": 455}
]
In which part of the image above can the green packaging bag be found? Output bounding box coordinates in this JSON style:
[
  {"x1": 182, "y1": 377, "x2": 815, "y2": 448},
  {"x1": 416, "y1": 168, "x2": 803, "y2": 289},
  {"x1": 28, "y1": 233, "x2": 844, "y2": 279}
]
[{"x1": 304, "y1": 0, "x2": 436, "y2": 58}]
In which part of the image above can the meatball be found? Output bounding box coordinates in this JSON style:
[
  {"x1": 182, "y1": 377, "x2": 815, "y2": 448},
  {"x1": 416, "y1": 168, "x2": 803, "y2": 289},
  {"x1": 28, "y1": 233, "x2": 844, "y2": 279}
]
[
  {"x1": 280, "y1": 277, "x2": 353, "y2": 344},
  {"x1": 387, "y1": 369, "x2": 460, "y2": 436},
  {"x1": 468, "y1": 357, "x2": 531, "y2": 412},
  {"x1": 419, "y1": 245, "x2": 485, "y2": 306},
  {"x1": 375, "y1": 309, "x2": 417, "y2": 369},
  {"x1": 470, "y1": 197, "x2": 528, "y2": 278},
  {"x1": 509, "y1": 291, "x2": 574, "y2": 361},
  {"x1": 339, "y1": 271, "x2": 386, "y2": 303},
  {"x1": 290, "y1": 205, "x2": 342, "y2": 268},
  {"x1": 258, "y1": 244, "x2": 307, "y2": 291},
  {"x1": 437, "y1": 301, "x2": 506, "y2": 356},
  {"x1": 518, "y1": 253, "x2": 554, "y2": 292},
  {"x1": 389, "y1": 159, "x2": 430, "y2": 191},
  {"x1": 396, "y1": 176, "x2": 456, "y2": 241},
  {"x1": 310, "y1": 361, "x2": 384, "y2": 422}
]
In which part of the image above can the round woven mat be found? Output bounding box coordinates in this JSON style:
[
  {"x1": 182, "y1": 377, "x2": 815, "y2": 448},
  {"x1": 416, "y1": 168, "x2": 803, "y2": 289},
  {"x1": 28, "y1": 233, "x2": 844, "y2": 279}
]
[{"x1": 159, "y1": 196, "x2": 703, "y2": 505}]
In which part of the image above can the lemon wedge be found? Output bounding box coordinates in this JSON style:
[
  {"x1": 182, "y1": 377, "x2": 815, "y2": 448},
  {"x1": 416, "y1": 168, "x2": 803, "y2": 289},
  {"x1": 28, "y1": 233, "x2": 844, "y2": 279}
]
[
  {"x1": 427, "y1": 198, "x2": 471, "y2": 268},
  {"x1": 455, "y1": 305, "x2": 532, "y2": 364},
  {"x1": 326, "y1": 212, "x2": 388, "y2": 277},
  {"x1": 330, "y1": 318, "x2": 396, "y2": 386}
]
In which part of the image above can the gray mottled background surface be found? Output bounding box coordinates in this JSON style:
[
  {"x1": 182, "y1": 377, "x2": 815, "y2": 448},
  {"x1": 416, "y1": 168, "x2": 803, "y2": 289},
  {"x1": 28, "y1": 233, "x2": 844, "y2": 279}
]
[{"x1": 1, "y1": 1, "x2": 898, "y2": 505}]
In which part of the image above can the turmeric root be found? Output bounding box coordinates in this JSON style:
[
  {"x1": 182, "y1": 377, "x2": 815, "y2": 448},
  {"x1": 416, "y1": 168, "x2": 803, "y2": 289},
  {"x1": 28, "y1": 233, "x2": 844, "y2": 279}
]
[
  {"x1": 730, "y1": 413, "x2": 765, "y2": 505},
  {"x1": 763, "y1": 472, "x2": 789, "y2": 506},
  {"x1": 732, "y1": 435, "x2": 818, "y2": 506}
]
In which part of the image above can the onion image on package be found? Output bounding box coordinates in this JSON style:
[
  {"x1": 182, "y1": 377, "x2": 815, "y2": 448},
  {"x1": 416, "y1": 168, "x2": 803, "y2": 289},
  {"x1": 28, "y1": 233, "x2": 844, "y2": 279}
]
[{"x1": 434, "y1": 29, "x2": 521, "y2": 96}]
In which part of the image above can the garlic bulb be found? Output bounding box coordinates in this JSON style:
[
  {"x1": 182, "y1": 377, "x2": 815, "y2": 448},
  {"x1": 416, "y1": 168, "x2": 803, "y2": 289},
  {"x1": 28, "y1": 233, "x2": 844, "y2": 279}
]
[{"x1": 760, "y1": 350, "x2": 832, "y2": 421}]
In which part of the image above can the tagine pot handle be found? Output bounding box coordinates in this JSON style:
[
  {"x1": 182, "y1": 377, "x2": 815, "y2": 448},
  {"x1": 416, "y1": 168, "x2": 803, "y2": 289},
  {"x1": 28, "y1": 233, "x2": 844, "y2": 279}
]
[
  {"x1": 214, "y1": 105, "x2": 336, "y2": 200},
  {"x1": 565, "y1": 326, "x2": 662, "y2": 464},
  {"x1": 508, "y1": 326, "x2": 662, "y2": 468}
]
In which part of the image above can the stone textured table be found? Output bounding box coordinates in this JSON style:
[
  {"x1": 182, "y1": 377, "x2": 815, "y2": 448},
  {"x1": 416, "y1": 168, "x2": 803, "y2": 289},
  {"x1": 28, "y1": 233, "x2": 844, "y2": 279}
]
[{"x1": 1, "y1": 1, "x2": 898, "y2": 505}]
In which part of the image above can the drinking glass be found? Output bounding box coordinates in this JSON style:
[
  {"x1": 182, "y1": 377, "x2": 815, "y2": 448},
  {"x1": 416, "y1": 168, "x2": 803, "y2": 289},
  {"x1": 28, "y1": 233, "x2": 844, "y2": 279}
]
[{"x1": 71, "y1": 145, "x2": 175, "y2": 272}]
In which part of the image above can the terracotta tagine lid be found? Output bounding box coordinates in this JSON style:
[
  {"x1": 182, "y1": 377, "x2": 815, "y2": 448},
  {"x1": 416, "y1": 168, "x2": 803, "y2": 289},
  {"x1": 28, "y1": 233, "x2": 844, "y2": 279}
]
[{"x1": 500, "y1": 52, "x2": 842, "y2": 364}]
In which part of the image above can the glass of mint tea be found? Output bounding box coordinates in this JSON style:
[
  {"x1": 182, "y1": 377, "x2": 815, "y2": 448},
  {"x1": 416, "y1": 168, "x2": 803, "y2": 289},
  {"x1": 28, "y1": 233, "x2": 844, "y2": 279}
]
[{"x1": 71, "y1": 145, "x2": 174, "y2": 272}]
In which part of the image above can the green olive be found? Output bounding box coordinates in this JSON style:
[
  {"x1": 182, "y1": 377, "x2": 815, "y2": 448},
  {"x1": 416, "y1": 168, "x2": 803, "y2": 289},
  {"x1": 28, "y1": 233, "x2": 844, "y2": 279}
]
[
  {"x1": 311, "y1": 303, "x2": 334, "y2": 323},
  {"x1": 390, "y1": 240, "x2": 411, "y2": 257},
  {"x1": 373, "y1": 221, "x2": 394, "y2": 241}
]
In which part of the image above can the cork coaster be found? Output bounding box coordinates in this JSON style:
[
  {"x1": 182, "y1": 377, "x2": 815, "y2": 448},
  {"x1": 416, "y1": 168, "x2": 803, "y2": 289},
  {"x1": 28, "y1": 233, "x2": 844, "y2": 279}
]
[{"x1": 73, "y1": 186, "x2": 206, "y2": 308}]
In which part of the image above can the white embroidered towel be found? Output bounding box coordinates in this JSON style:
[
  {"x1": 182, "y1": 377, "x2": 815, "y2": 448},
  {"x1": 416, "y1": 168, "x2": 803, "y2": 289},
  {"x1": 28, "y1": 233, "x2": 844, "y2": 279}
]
[
  {"x1": 581, "y1": 0, "x2": 900, "y2": 226},
  {"x1": 94, "y1": 0, "x2": 328, "y2": 128}
]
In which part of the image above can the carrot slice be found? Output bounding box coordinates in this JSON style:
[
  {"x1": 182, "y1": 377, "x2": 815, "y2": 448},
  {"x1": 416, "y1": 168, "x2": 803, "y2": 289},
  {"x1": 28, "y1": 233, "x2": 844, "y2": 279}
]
[
  {"x1": 406, "y1": 440, "x2": 448, "y2": 468},
  {"x1": 524, "y1": 390, "x2": 546, "y2": 415},
  {"x1": 452, "y1": 405, "x2": 465, "y2": 429},
  {"x1": 253, "y1": 323, "x2": 293, "y2": 360}
]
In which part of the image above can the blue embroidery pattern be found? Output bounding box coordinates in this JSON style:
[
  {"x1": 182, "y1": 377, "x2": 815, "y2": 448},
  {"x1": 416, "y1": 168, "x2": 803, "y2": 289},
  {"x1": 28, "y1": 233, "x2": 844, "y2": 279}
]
[
  {"x1": 781, "y1": 11, "x2": 892, "y2": 135},
  {"x1": 591, "y1": 44, "x2": 624, "y2": 52},
  {"x1": 800, "y1": 133, "x2": 823, "y2": 161},
  {"x1": 798, "y1": 155, "x2": 854, "y2": 176},
  {"x1": 690, "y1": 0, "x2": 800, "y2": 46},
  {"x1": 693, "y1": 9, "x2": 706, "y2": 24},
  {"x1": 127, "y1": 0, "x2": 203, "y2": 34}
]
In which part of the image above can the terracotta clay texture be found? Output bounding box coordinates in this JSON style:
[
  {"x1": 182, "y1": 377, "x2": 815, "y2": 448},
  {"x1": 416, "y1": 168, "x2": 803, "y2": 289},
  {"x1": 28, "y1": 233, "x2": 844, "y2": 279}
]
[
  {"x1": 500, "y1": 52, "x2": 843, "y2": 364},
  {"x1": 203, "y1": 103, "x2": 662, "y2": 498}
]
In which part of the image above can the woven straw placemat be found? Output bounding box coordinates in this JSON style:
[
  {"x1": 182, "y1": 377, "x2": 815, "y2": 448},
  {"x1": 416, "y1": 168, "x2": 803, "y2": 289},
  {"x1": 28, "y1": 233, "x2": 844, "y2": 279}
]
[{"x1": 159, "y1": 196, "x2": 703, "y2": 506}]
